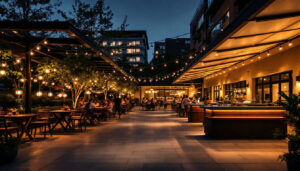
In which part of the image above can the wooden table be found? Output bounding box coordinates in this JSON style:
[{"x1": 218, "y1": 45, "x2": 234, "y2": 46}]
[
  {"x1": 94, "y1": 107, "x2": 106, "y2": 120},
  {"x1": 3, "y1": 114, "x2": 37, "y2": 140},
  {"x1": 50, "y1": 110, "x2": 72, "y2": 131}
]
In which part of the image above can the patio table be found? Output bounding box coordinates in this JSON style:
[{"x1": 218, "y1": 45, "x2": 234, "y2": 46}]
[
  {"x1": 49, "y1": 110, "x2": 72, "y2": 131},
  {"x1": 3, "y1": 114, "x2": 37, "y2": 141}
]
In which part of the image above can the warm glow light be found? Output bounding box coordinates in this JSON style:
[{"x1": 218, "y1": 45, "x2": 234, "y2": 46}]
[
  {"x1": 15, "y1": 90, "x2": 23, "y2": 95},
  {"x1": 58, "y1": 93, "x2": 63, "y2": 98},
  {"x1": 36, "y1": 46, "x2": 41, "y2": 50},
  {"x1": 38, "y1": 75, "x2": 43, "y2": 80},
  {"x1": 20, "y1": 78, "x2": 25, "y2": 82},
  {"x1": 288, "y1": 41, "x2": 293, "y2": 46},
  {"x1": 175, "y1": 60, "x2": 179, "y2": 64},
  {"x1": 1, "y1": 63, "x2": 6, "y2": 67},
  {"x1": 0, "y1": 70, "x2": 6, "y2": 76},
  {"x1": 258, "y1": 55, "x2": 261, "y2": 59},
  {"x1": 48, "y1": 92, "x2": 53, "y2": 97},
  {"x1": 30, "y1": 51, "x2": 34, "y2": 56},
  {"x1": 164, "y1": 64, "x2": 167, "y2": 67},
  {"x1": 16, "y1": 59, "x2": 21, "y2": 64},
  {"x1": 33, "y1": 79, "x2": 38, "y2": 83},
  {"x1": 63, "y1": 93, "x2": 67, "y2": 98},
  {"x1": 45, "y1": 69, "x2": 50, "y2": 73},
  {"x1": 36, "y1": 91, "x2": 43, "y2": 97},
  {"x1": 279, "y1": 46, "x2": 283, "y2": 51},
  {"x1": 267, "y1": 51, "x2": 270, "y2": 56},
  {"x1": 43, "y1": 40, "x2": 48, "y2": 44},
  {"x1": 85, "y1": 90, "x2": 91, "y2": 95}
]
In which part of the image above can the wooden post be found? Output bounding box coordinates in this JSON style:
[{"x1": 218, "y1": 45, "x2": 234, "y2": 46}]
[{"x1": 24, "y1": 44, "x2": 32, "y2": 113}]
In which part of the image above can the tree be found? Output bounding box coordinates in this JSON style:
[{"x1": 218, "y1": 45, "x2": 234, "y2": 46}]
[
  {"x1": 37, "y1": 54, "x2": 97, "y2": 108},
  {"x1": 0, "y1": 0, "x2": 62, "y2": 21},
  {"x1": 59, "y1": 0, "x2": 113, "y2": 43}
]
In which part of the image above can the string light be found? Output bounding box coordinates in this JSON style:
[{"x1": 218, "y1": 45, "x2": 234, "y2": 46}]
[
  {"x1": 38, "y1": 76, "x2": 43, "y2": 80},
  {"x1": 267, "y1": 51, "x2": 270, "y2": 56},
  {"x1": 45, "y1": 69, "x2": 50, "y2": 73},
  {"x1": 279, "y1": 45, "x2": 283, "y2": 51},
  {"x1": 30, "y1": 51, "x2": 34, "y2": 56},
  {"x1": 288, "y1": 41, "x2": 293, "y2": 46},
  {"x1": 43, "y1": 40, "x2": 48, "y2": 45},
  {"x1": 0, "y1": 70, "x2": 6, "y2": 76},
  {"x1": 36, "y1": 91, "x2": 43, "y2": 97},
  {"x1": 48, "y1": 92, "x2": 53, "y2": 97},
  {"x1": 1, "y1": 62, "x2": 7, "y2": 67},
  {"x1": 15, "y1": 90, "x2": 23, "y2": 95},
  {"x1": 36, "y1": 46, "x2": 41, "y2": 50}
]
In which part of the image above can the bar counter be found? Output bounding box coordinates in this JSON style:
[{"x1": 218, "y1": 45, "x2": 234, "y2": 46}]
[{"x1": 202, "y1": 105, "x2": 286, "y2": 138}]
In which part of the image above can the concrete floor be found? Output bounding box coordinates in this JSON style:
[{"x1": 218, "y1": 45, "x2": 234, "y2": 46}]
[{"x1": 1, "y1": 108, "x2": 288, "y2": 171}]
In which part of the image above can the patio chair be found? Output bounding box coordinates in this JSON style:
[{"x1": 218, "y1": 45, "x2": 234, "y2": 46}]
[
  {"x1": 30, "y1": 110, "x2": 53, "y2": 139},
  {"x1": 70, "y1": 109, "x2": 87, "y2": 132},
  {"x1": 0, "y1": 118, "x2": 19, "y2": 138}
]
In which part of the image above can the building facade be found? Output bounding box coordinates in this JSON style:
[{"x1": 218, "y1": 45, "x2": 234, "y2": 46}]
[
  {"x1": 151, "y1": 38, "x2": 190, "y2": 64},
  {"x1": 101, "y1": 31, "x2": 149, "y2": 67},
  {"x1": 174, "y1": 0, "x2": 300, "y2": 104}
]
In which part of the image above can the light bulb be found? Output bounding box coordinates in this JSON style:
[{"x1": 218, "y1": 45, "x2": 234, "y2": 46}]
[
  {"x1": 45, "y1": 69, "x2": 50, "y2": 73},
  {"x1": 48, "y1": 92, "x2": 53, "y2": 97},
  {"x1": 288, "y1": 41, "x2": 292, "y2": 46},
  {"x1": 36, "y1": 91, "x2": 42, "y2": 97}
]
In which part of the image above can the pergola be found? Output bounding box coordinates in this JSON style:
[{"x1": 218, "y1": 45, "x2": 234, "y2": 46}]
[
  {"x1": 0, "y1": 21, "x2": 135, "y2": 113},
  {"x1": 174, "y1": 0, "x2": 300, "y2": 83}
]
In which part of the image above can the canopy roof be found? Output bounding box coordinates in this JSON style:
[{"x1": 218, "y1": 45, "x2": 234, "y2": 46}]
[
  {"x1": 174, "y1": 0, "x2": 300, "y2": 83},
  {"x1": 0, "y1": 20, "x2": 135, "y2": 81}
]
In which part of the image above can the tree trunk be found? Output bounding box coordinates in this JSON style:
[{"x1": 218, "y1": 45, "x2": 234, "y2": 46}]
[{"x1": 104, "y1": 90, "x2": 107, "y2": 100}]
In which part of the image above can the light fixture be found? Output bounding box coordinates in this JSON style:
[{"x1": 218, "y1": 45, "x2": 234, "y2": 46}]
[
  {"x1": 16, "y1": 59, "x2": 21, "y2": 64},
  {"x1": 1, "y1": 62, "x2": 7, "y2": 67},
  {"x1": 85, "y1": 90, "x2": 91, "y2": 95},
  {"x1": 63, "y1": 93, "x2": 67, "y2": 98},
  {"x1": 45, "y1": 69, "x2": 50, "y2": 73},
  {"x1": 258, "y1": 55, "x2": 261, "y2": 59},
  {"x1": 0, "y1": 70, "x2": 6, "y2": 76},
  {"x1": 36, "y1": 91, "x2": 43, "y2": 97},
  {"x1": 33, "y1": 79, "x2": 38, "y2": 83},
  {"x1": 48, "y1": 92, "x2": 53, "y2": 97},
  {"x1": 38, "y1": 75, "x2": 43, "y2": 80},
  {"x1": 20, "y1": 78, "x2": 25, "y2": 82},
  {"x1": 164, "y1": 64, "x2": 167, "y2": 67},
  {"x1": 175, "y1": 60, "x2": 179, "y2": 64},
  {"x1": 47, "y1": 48, "x2": 51, "y2": 52},
  {"x1": 43, "y1": 40, "x2": 48, "y2": 45},
  {"x1": 288, "y1": 41, "x2": 293, "y2": 47},
  {"x1": 151, "y1": 66, "x2": 154, "y2": 70},
  {"x1": 58, "y1": 93, "x2": 63, "y2": 98},
  {"x1": 215, "y1": 52, "x2": 219, "y2": 56},
  {"x1": 30, "y1": 51, "x2": 34, "y2": 56},
  {"x1": 267, "y1": 51, "x2": 270, "y2": 56},
  {"x1": 36, "y1": 46, "x2": 41, "y2": 50},
  {"x1": 279, "y1": 45, "x2": 283, "y2": 51},
  {"x1": 15, "y1": 90, "x2": 23, "y2": 95},
  {"x1": 139, "y1": 68, "x2": 143, "y2": 72}
]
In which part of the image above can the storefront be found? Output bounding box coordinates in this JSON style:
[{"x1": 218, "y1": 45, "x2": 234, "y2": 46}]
[{"x1": 134, "y1": 85, "x2": 197, "y2": 102}]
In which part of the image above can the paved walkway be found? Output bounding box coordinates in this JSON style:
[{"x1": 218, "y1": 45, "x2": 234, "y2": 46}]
[{"x1": 1, "y1": 108, "x2": 287, "y2": 171}]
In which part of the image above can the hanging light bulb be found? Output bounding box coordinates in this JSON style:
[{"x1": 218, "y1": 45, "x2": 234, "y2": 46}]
[
  {"x1": 45, "y1": 68, "x2": 50, "y2": 73},
  {"x1": 1, "y1": 62, "x2": 7, "y2": 67},
  {"x1": 279, "y1": 45, "x2": 283, "y2": 51},
  {"x1": 58, "y1": 93, "x2": 63, "y2": 98},
  {"x1": 30, "y1": 51, "x2": 34, "y2": 56},
  {"x1": 33, "y1": 79, "x2": 38, "y2": 83},
  {"x1": 36, "y1": 91, "x2": 43, "y2": 97},
  {"x1": 151, "y1": 66, "x2": 154, "y2": 70},
  {"x1": 20, "y1": 78, "x2": 25, "y2": 82},
  {"x1": 175, "y1": 60, "x2": 179, "y2": 64},
  {"x1": 267, "y1": 51, "x2": 270, "y2": 56},
  {"x1": 288, "y1": 41, "x2": 293, "y2": 46},
  {"x1": 36, "y1": 46, "x2": 41, "y2": 50},
  {"x1": 16, "y1": 59, "x2": 21, "y2": 64},
  {"x1": 139, "y1": 68, "x2": 143, "y2": 72},
  {"x1": 63, "y1": 93, "x2": 67, "y2": 98},
  {"x1": 164, "y1": 63, "x2": 167, "y2": 67},
  {"x1": 48, "y1": 92, "x2": 53, "y2": 97},
  {"x1": 38, "y1": 75, "x2": 43, "y2": 80},
  {"x1": 15, "y1": 89, "x2": 23, "y2": 95},
  {"x1": 258, "y1": 55, "x2": 261, "y2": 59},
  {"x1": 43, "y1": 40, "x2": 48, "y2": 45},
  {"x1": 47, "y1": 48, "x2": 51, "y2": 52},
  {"x1": 85, "y1": 90, "x2": 91, "y2": 95},
  {"x1": 0, "y1": 70, "x2": 6, "y2": 76}
]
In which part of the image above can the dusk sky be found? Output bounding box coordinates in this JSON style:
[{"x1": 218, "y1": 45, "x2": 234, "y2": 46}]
[{"x1": 61, "y1": 0, "x2": 200, "y2": 62}]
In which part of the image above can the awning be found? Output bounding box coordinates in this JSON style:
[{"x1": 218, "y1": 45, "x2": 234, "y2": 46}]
[
  {"x1": 0, "y1": 21, "x2": 135, "y2": 81},
  {"x1": 174, "y1": 0, "x2": 300, "y2": 83}
]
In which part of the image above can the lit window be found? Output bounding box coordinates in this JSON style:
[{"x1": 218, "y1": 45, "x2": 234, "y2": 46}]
[
  {"x1": 136, "y1": 48, "x2": 140, "y2": 53},
  {"x1": 135, "y1": 41, "x2": 140, "y2": 45},
  {"x1": 102, "y1": 41, "x2": 107, "y2": 46},
  {"x1": 127, "y1": 49, "x2": 140, "y2": 54},
  {"x1": 155, "y1": 51, "x2": 159, "y2": 54},
  {"x1": 136, "y1": 57, "x2": 141, "y2": 62},
  {"x1": 129, "y1": 58, "x2": 135, "y2": 62},
  {"x1": 117, "y1": 41, "x2": 123, "y2": 46},
  {"x1": 110, "y1": 41, "x2": 116, "y2": 46}
]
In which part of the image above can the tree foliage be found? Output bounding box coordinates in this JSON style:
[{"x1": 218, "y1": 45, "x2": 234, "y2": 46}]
[{"x1": 0, "y1": 0, "x2": 62, "y2": 21}]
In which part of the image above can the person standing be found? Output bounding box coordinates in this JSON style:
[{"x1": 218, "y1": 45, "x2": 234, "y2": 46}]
[
  {"x1": 114, "y1": 94, "x2": 121, "y2": 119},
  {"x1": 163, "y1": 96, "x2": 167, "y2": 109}
]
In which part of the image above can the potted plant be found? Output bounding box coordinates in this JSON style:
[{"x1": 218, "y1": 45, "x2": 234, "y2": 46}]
[
  {"x1": 0, "y1": 137, "x2": 20, "y2": 164},
  {"x1": 279, "y1": 92, "x2": 300, "y2": 170}
]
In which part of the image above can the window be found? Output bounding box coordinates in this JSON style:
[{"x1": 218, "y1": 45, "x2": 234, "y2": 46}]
[
  {"x1": 129, "y1": 58, "x2": 135, "y2": 62},
  {"x1": 117, "y1": 41, "x2": 123, "y2": 46},
  {"x1": 110, "y1": 41, "x2": 116, "y2": 46},
  {"x1": 127, "y1": 41, "x2": 140, "y2": 46},
  {"x1": 224, "y1": 81, "x2": 247, "y2": 100},
  {"x1": 204, "y1": 87, "x2": 212, "y2": 100},
  {"x1": 136, "y1": 57, "x2": 141, "y2": 62},
  {"x1": 112, "y1": 49, "x2": 122, "y2": 54},
  {"x1": 213, "y1": 85, "x2": 221, "y2": 101},
  {"x1": 255, "y1": 71, "x2": 292, "y2": 103},
  {"x1": 127, "y1": 48, "x2": 140, "y2": 54},
  {"x1": 102, "y1": 41, "x2": 107, "y2": 46}
]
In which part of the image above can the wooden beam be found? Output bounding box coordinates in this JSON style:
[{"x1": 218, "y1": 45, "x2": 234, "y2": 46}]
[{"x1": 250, "y1": 11, "x2": 300, "y2": 22}]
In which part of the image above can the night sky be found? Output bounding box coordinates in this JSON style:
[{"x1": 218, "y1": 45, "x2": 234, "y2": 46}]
[{"x1": 61, "y1": 0, "x2": 199, "y2": 62}]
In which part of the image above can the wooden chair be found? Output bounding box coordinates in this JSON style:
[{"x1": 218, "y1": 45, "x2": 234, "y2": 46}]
[
  {"x1": 70, "y1": 109, "x2": 87, "y2": 132},
  {"x1": 30, "y1": 110, "x2": 52, "y2": 139},
  {"x1": 0, "y1": 118, "x2": 19, "y2": 138}
]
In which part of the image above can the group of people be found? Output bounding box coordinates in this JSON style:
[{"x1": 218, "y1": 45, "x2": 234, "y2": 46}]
[
  {"x1": 141, "y1": 97, "x2": 168, "y2": 110},
  {"x1": 78, "y1": 95, "x2": 132, "y2": 119},
  {"x1": 173, "y1": 95, "x2": 191, "y2": 117}
]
